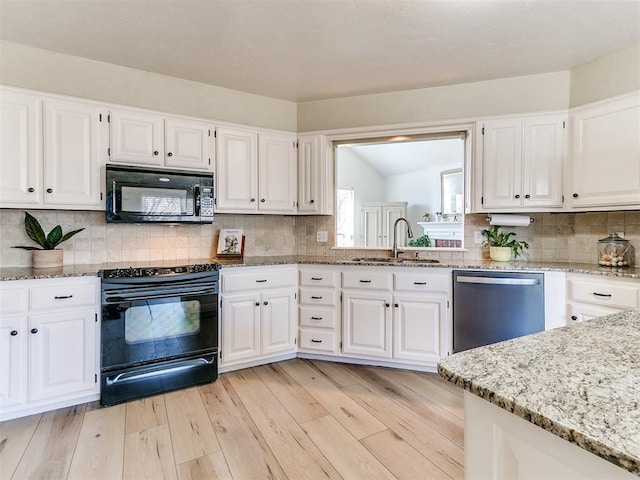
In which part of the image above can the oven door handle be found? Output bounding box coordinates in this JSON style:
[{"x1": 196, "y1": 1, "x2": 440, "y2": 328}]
[
  {"x1": 105, "y1": 288, "x2": 217, "y2": 303},
  {"x1": 105, "y1": 356, "x2": 216, "y2": 386}
]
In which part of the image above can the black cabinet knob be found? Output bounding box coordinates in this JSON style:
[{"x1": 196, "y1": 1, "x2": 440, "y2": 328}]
[
  {"x1": 385, "y1": 303, "x2": 390, "y2": 308},
  {"x1": 260, "y1": 198, "x2": 266, "y2": 203},
  {"x1": 250, "y1": 198, "x2": 256, "y2": 202},
  {"x1": 28, "y1": 187, "x2": 35, "y2": 193},
  {"x1": 167, "y1": 152, "x2": 173, "y2": 157},
  {"x1": 46, "y1": 188, "x2": 53, "y2": 193},
  {"x1": 571, "y1": 315, "x2": 578, "y2": 321},
  {"x1": 394, "y1": 303, "x2": 399, "y2": 308},
  {"x1": 264, "y1": 301, "x2": 269, "y2": 306},
  {"x1": 515, "y1": 194, "x2": 520, "y2": 199},
  {"x1": 525, "y1": 194, "x2": 531, "y2": 199},
  {"x1": 310, "y1": 199, "x2": 315, "y2": 204},
  {"x1": 153, "y1": 151, "x2": 159, "y2": 156},
  {"x1": 573, "y1": 193, "x2": 579, "y2": 198},
  {"x1": 255, "y1": 302, "x2": 260, "y2": 307},
  {"x1": 30, "y1": 328, "x2": 38, "y2": 334},
  {"x1": 10, "y1": 330, "x2": 18, "y2": 336}
]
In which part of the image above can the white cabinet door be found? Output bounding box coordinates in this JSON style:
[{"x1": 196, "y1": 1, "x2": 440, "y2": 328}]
[
  {"x1": 28, "y1": 309, "x2": 96, "y2": 402},
  {"x1": 342, "y1": 291, "x2": 392, "y2": 358},
  {"x1": 215, "y1": 126, "x2": 258, "y2": 212},
  {"x1": 44, "y1": 99, "x2": 103, "y2": 207},
  {"x1": 0, "y1": 315, "x2": 28, "y2": 409},
  {"x1": 568, "y1": 303, "x2": 623, "y2": 324},
  {"x1": 569, "y1": 93, "x2": 640, "y2": 207},
  {"x1": 0, "y1": 91, "x2": 42, "y2": 205},
  {"x1": 297, "y1": 134, "x2": 327, "y2": 214},
  {"x1": 110, "y1": 110, "x2": 164, "y2": 166},
  {"x1": 258, "y1": 132, "x2": 297, "y2": 212},
  {"x1": 522, "y1": 116, "x2": 565, "y2": 208},
  {"x1": 393, "y1": 294, "x2": 445, "y2": 363},
  {"x1": 165, "y1": 118, "x2": 213, "y2": 171},
  {"x1": 261, "y1": 288, "x2": 296, "y2": 356},
  {"x1": 481, "y1": 119, "x2": 522, "y2": 209},
  {"x1": 382, "y1": 204, "x2": 406, "y2": 247},
  {"x1": 221, "y1": 293, "x2": 261, "y2": 364}
]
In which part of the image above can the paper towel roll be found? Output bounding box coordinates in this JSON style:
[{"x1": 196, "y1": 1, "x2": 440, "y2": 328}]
[{"x1": 488, "y1": 214, "x2": 532, "y2": 227}]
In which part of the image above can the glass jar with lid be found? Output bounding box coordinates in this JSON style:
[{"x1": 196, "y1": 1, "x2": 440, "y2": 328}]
[{"x1": 598, "y1": 233, "x2": 631, "y2": 267}]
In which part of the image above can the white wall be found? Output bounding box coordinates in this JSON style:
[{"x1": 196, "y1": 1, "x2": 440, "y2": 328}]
[
  {"x1": 569, "y1": 44, "x2": 640, "y2": 107},
  {"x1": 0, "y1": 41, "x2": 297, "y2": 131}
]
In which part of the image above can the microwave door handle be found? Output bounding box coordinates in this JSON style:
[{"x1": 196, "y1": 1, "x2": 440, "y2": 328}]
[
  {"x1": 111, "y1": 180, "x2": 118, "y2": 214},
  {"x1": 194, "y1": 186, "x2": 201, "y2": 216}
]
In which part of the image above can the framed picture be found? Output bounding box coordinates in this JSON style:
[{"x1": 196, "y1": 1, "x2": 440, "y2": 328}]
[{"x1": 216, "y1": 229, "x2": 244, "y2": 256}]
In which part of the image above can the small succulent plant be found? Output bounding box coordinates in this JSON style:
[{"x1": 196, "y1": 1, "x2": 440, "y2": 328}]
[{"x1": 12, "y1": 212, "x2": 85, "y2": 250}]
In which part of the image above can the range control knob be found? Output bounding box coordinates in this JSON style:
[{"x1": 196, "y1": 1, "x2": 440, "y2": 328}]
[{"x1": 144, "y1": 268, "x2": 157, "y2": 276}]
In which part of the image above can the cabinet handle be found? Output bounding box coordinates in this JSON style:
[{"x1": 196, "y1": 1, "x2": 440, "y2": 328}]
[
  {"x1": 260, "y1": 198, "x2": 266, "y2": 203},
  {"x1": 310, "y1": 199, "x2": 315, "y2": 204},
  {"x1": 167, "y1": 152, "x2": 173, "y2": 157},
  {"x1": 30, "y1": 328, "x2": 38, "y2": 334},
  {"x1": 385, "y1": 302, "x2": 390, "y2": 307},
  {"x1": 394, "y1": 303, "x2": 399, "y2": 308},
  {"x1": 46, "y1": 188, "x2": 53, "y2": 193},
  {"x1": 153, "y1": 151, "x2": 159, "y2": 156},
  {"x1": 359, "y1": 280, "x2": 372, "y2": 283},
  {"x1": 573, "y1": 193, "x2": 579, "y2": 198},
  {"x1": 28, "y1": 187, "x2": 35, "y2": 193},
  {"x1": 255, "y1": 302, "x2": 260, "y2": 307},
  {"x1": 311, "y1": 277, "x2": 323, "y2": 281},
  {"x1": 592, "y1": 292, "x2": 612, "y2": 298},
  {"x1": 250, "y1": 198, "x2": 256, "y2": 202},
  {"x1": 414, "y1": 281, "x2": 427, "y2": 285},
  {"x1": 263, "y1": 301, "x2": 269, "y2": 306},
  {"x1": 311, "y1": 296, "x2": 323, "y2": 300},
  {"x1": 10, "y1": 330, "x2": 18, "y2": 336},
  {"x1": 571, "y1": 315, "x2": 578, "y2": 321},
  {"x1": 54, "y1": 295, "x2": 73, "y2": 300},
  {"x1": 515, "y1": 194, "x2": 520, "y2": 199},
  {"x1": 311, "y1": 339, "x2": 323, "y2": 343},
  {"x1": 256, "y1": 279, "x2": 267, "y2": 283},
  {"x1": 310, "y1": 316, "x2": 323, "y2": 320},
  {"x1": 525, "y1": 194, "x2": 531, "y2": 199}
]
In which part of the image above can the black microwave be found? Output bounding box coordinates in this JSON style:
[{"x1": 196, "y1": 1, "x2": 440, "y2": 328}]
[{"x1": 106, "y1": 164, "x2": 214, "y2": 224}]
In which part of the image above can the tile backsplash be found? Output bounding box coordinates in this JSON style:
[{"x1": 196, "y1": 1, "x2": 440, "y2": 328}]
[{"x1": 1, "y1": 208, "x2": 639, "y2": 268}]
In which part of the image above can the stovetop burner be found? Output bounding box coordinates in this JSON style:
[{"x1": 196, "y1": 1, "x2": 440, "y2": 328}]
[{"x1": 101, "y1": 263, "x2": 218, "y2": 279}]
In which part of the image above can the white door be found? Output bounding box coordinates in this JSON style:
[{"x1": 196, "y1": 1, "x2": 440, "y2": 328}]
[
  {"x1": 44, "y1": 99, "x2": 103, "y2": 207},
  {"x1": 522, "y1": 115, "x2": 564, "y2": 208},
  {"x1": 361, "y1": 206, "x2": 382, "y2": 247},
  {"x1": 110, "y1": 109, "x2": 164, "y2": 166},
  {"x1": 221, "y1": 293, "x2": 261, "y2": 364},
  {"x1": 342, "y1": 291, "x2": 392, "y2": 358},
  {"x1": 568, "y1": 303, "x2": 623, "y2": 324},
  {"x1": 393, "y1": 294, "x2": 445, "y2": 363},
  {"x1": 481, "y1": 120, "x2": 523, "y2": 209},
  {"x1": 215, "y1": 126, "x2": 258, "y2": 211},
  {"x1": 297, "y1": 135, "x2": 321, "y2": 213},
  {"x1": 258, "y1": 132, "x2": 297, "y2": 212},
  {"x1": 165, "y1": 118, "x2": 213, "y2": 171},
  {"x1": 261, "y1": 288, "x2": 296, "y2": 356},
  {"x1": 28, "y1": 309, "x2": 96, "y2": 402},
  {"x1": 0, "y1": 315, "x2": 28, "y2": 409},
  {"x1": 570, "y1": 95, "x2": 640, "y2": 207},
  {"x1": 382, "y1": 204, "x2": 407, "y2": 248},
  {"x1": 0, "y1": 91, "x2": 42, "y2": 205}
]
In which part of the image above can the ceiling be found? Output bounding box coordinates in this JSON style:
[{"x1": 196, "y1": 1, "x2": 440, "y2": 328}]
[{"x1": 0, "y1": 0, "x2": 639, "y2": 102}]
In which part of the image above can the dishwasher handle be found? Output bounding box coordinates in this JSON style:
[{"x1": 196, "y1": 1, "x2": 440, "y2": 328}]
[{"x1": 456, "y1": 275, "x2": 540, "y2": 286}]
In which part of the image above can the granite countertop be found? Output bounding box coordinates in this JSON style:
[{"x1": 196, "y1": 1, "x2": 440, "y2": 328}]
[
  {"x1": 1, "y1": 255, "x2": 639, "y2": 281},
  {"x1": 438, "y1": 310, "x2": 640, "y2": 475}
]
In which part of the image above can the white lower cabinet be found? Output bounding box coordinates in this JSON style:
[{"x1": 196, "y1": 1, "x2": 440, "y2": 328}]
[
  {"x1": 220, "y1": 267, "x2": 297, "y2": 369},
  {"x1": 298, "y1": 266, "x2": 340, "y2": 354},
  {"x1": 566, "y1": 273, "x2": 639, "y2": 324},
  {"x1": 343, "y1": 291, "x2": 392, "y2": 358},
  {"x1": 0, "y1": 277, "x2": 100, "y2": 421},
  {"x1": 393, "y1": 294, "x2": 447, "y2": 363}
]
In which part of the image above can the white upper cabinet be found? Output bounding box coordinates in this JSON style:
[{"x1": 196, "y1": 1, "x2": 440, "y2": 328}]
[
  {"x1": 568, "y1": 92, "x2": 640, "y2": 208},
  {"x1": 0, "y1": 88, "x2": 106, "y2": 210},
  {"x1": 297, "y1": 134, "x2": 334, "y2": 215},
  {"x1": 258, "y1": 132, "x2": 297, "y2": 212},
  {"x1": 477, "y1": 113, "x2": 565, "y2": 211},
  {"x1": 215, "y1": 126, "x2": 259, "y2": 211},
  {"x1": 110, "y1": 109, "x2": 213, "y2": 171}
]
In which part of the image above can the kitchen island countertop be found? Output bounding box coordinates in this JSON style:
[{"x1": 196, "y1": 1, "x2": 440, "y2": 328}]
[{"x1": 438, "y1": 309, "x2": 640, "y2": 475}]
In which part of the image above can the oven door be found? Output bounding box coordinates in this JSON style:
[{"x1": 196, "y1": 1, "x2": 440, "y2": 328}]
[{"x1": 101, "y1": 282, "x2": 218, "y2": 372}]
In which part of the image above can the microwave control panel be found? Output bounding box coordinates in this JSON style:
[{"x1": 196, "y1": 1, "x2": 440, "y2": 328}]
[{"x1": 200, "y1": 187, "x2": 214, "y2": 217}]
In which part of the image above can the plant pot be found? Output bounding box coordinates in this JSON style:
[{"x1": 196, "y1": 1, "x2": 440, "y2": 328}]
[
  {"x1": 33, "y1": 249, "x2": 64, "y2": 268},
  {"x1": 489, "y1": 246, "x2": 512, "y2": 262}
]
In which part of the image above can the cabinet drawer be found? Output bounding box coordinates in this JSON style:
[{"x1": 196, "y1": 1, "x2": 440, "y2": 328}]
[
  {"x1": 222, "y1": 268, "x2": 296, "y2": 293},
  {"x1": 300, "y1": 270, "x2": 339, "y2": 288},
  {"x1": 299, "y1": 288, "x2": 338, "y2": 306},
  {"x1": 568, "y1": 278, "x2": 638, "y2": 309},
  {"x1": 342, "y1": 271, "x2": 392, "y2": 291},
  {"x1": 30, "y1": 283, "x2": 96, "y2": 310},
  {"x1": 394, "y1": 272, "x2": 450, "y2": 292},
  {"x1": 0, "y1": 287, "x2": 29, "y2": 314},
  {"x1": 299, "y1": 329, "x2": 337, "y2": 353},
  {"x1": 299, "y1": 306, "x2": 336, "y2": 328}
]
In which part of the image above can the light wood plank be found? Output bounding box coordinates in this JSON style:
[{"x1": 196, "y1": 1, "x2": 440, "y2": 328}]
[
  {"x1": 279, "y1": 359, "x2": 386, "y2": 439},
  {"x1": 0, "y1": 413, "x2": 41, "y2": 479},
  {"x1": 200, "y1": 378, "x2": 288, "y2": 480},
  {"x1": 123, "y1": 423, "x2": 177, "y2": 480},
  {"x1": 227, "y1": 369, "x2": 341, "y2": 480},
  {"x1": 176, "y1": 452, "x2": 234, "y2": 480},
  {"x1": 301, "y1": 414, "x2": 395, "y2": 479},
  {"x1": 254, "y1": 363, "x2": 328, "y2": 423},
  {"x1": 12, "y1": 404, "x2": 86, "y2": 480},
  {"x1": 355, "y1": 366, "x2": 464, "y2": 446},
  {"x1": 389, "y1": 370, "x2": 464, "y2": 419},
  {"x1": 67, "y1": 403, "x2": 126, "y2": 480},
  {"x1": 422, "y1": 371, "x2": 465, "y2": 398},
  {"x1": 310, "y1": 360, "x2": 363, "y2": 388},
  {"x1": 361, "y1": 429, "x2": 452, "y2": 480},
  {"x1": 344, "y1": 382, "x2": 464, "y2": 479},
  {"x1": 164, "y1": 387, "x2": 220, "y2": 464},
  {"x1": 125, "y1": 394, "x2": 168, "y2": 434},
  {"x1": 207, "y1": 451, "x2": 233, "y2": 480}
]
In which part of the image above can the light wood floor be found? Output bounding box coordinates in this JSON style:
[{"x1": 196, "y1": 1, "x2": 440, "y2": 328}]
[{"x1": 0, "y1": 359, "x2": 464, "y2": 480}]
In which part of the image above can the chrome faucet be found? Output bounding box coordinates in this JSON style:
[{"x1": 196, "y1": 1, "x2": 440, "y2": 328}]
[{"x1": 392, "y1": 217, "x2": 414, "y2": 258}]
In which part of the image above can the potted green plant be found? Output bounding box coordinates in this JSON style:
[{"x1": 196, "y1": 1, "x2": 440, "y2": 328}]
[
  {"x1": 13, "y1": 212, "x2": 85, "y2": 268},
  {"x1": 408, "y1": 234, "x2": 431, "y2": 247},
  {"x1": 482, "y1": 225, "x2": 529, "y2": 262}
]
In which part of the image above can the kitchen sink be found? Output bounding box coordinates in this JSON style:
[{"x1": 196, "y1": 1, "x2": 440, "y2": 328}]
[{"x1": 348, "y1": 257, "x2": 440, "y2": 264}]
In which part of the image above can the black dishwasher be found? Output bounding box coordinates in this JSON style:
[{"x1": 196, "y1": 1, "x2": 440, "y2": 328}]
[{"x1": 453, "y1": 270, "x2": 544, "y2": 353}]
